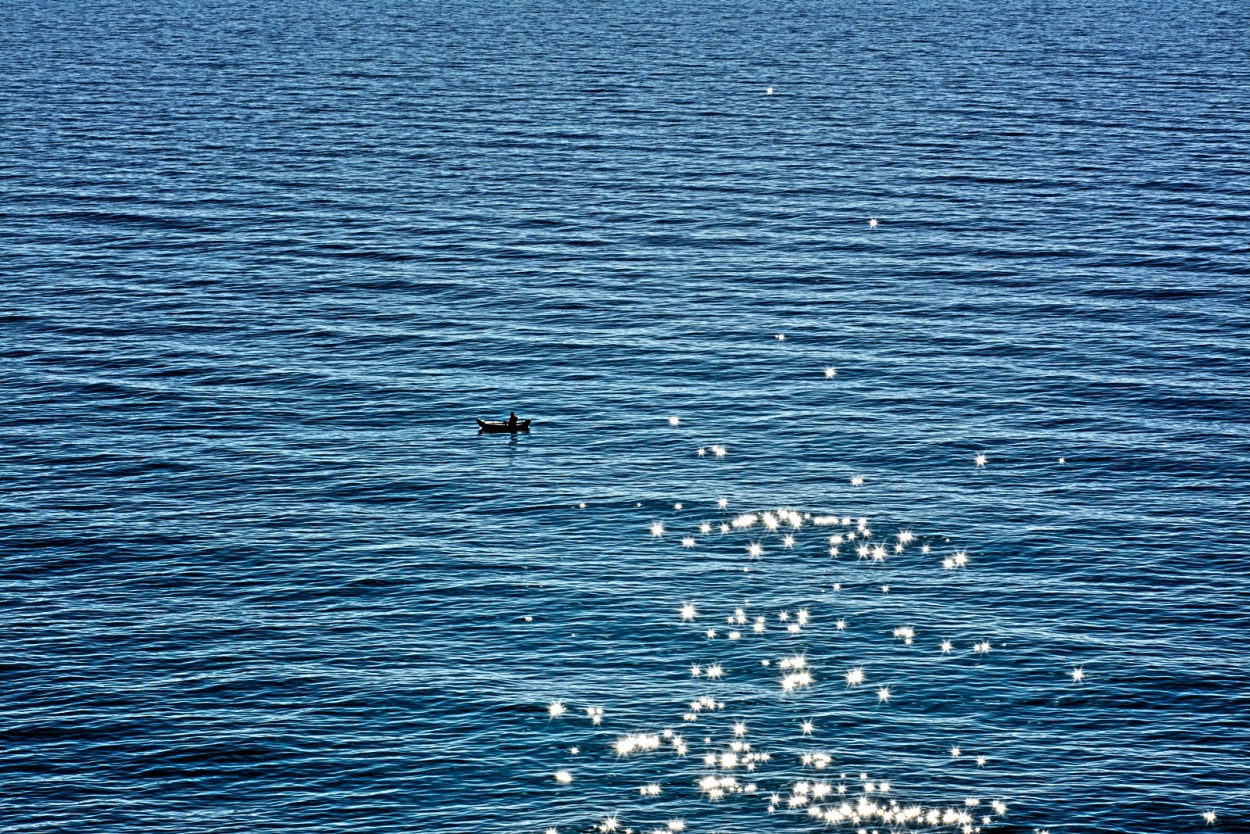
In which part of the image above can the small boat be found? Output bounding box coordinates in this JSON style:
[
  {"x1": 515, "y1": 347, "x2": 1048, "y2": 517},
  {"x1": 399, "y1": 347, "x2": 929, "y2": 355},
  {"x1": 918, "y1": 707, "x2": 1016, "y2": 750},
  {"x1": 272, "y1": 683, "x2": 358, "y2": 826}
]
[{"x1": 477, "y1": 418, "x2": 531, "y2": 433}]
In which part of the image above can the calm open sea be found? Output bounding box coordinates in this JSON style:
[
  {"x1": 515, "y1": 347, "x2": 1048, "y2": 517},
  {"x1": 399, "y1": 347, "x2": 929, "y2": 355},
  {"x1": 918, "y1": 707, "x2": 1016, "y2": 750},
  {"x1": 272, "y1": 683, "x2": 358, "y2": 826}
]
[{"x1": 2, "y1": 1, "x2": 1249, "y2": 832}]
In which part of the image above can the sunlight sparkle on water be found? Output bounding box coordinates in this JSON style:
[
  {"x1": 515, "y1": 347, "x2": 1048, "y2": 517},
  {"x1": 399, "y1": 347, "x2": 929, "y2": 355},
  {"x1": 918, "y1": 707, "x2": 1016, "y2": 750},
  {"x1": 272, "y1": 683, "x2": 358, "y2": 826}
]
[{"x1": 528, "y1": 498, "x2": 1093, "y2": 833}]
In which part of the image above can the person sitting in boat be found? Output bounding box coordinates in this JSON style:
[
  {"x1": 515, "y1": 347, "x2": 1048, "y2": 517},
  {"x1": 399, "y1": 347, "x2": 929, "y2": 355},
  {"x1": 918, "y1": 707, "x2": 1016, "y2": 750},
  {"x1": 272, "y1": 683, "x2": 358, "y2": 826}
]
[{"x1": 508, "y1": 412, "x2": 518, "y2": 430}]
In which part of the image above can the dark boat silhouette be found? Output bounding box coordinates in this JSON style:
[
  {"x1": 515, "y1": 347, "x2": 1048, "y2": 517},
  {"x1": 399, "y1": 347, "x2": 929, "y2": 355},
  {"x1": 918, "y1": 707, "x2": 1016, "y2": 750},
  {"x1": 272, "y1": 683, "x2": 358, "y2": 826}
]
[{"x1": 477, "y1": 418, "x2": 531, "y2": 433}]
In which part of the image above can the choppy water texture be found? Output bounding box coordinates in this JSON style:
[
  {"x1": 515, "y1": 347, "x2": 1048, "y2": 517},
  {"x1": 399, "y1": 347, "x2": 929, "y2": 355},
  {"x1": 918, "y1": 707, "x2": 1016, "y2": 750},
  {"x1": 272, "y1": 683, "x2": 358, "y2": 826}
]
[{"x1": 3, "y1": 1, "x2": 1249, "y2": 832}]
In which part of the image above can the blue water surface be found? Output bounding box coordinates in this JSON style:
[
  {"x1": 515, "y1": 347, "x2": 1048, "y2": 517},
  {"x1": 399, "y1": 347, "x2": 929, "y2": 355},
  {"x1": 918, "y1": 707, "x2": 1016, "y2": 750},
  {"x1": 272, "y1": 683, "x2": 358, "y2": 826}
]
[{"x1": 2, "y1": 1, "x2": 1249, "y2": 832}]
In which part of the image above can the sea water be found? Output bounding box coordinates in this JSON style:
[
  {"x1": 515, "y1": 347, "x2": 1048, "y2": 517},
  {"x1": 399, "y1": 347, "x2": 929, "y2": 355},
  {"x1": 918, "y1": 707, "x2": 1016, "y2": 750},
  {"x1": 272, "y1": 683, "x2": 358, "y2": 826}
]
[{"x1": 1, "y1": 1, "x2": 1248, "y2": 831}]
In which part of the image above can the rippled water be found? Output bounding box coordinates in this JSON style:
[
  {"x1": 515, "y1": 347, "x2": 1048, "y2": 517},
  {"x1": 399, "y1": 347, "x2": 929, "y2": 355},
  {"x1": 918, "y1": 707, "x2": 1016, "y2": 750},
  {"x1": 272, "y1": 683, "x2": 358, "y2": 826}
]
[{"x1": 3, "y1": 0, "x2": 1249, "y2": 832}]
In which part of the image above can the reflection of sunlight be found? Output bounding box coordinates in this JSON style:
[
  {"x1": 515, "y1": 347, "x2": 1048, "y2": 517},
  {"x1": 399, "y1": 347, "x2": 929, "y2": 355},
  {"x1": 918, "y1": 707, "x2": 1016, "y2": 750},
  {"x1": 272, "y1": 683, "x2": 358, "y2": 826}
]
[{"x1": 533, "y1": 499, "x2": 1028, "y2": 833}]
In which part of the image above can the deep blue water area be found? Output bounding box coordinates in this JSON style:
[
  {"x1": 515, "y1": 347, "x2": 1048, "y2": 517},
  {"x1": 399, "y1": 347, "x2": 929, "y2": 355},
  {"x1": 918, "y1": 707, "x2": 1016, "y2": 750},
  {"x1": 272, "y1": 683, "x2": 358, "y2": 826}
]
[{"x1": 2, "y1": 1, "x2": 1249, "y2": 832}]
